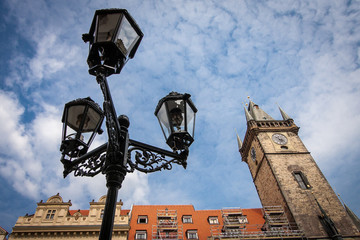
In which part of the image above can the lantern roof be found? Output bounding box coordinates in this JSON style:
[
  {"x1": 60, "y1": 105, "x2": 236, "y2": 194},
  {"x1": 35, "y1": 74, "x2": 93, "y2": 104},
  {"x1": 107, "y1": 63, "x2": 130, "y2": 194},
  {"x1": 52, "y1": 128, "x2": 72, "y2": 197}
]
[
  {"x1": 154, "y1": 92, "x2": 198, "y2": 116},
  {"x1": 61, "y1": 97, "x2": 103, "y2": 124}
]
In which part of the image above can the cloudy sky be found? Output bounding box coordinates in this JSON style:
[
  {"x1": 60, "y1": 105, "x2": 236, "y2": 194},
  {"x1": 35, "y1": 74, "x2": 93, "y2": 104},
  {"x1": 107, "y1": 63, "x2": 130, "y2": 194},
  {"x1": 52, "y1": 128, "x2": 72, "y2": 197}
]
[{"x1": 1, "y1": 0, "x2": 360, "y2": 233}]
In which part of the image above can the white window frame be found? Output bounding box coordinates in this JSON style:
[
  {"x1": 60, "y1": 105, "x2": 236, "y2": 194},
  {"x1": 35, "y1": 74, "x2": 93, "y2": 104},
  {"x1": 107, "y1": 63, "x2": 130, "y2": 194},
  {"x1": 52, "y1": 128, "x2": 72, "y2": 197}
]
[
  {"x1": 208, "y1": 216, "x2": 219, "y2": 224},
  {"x1": 238, "y1": 215, "x2": 248, "y2": 224},
  {"x1": 182, "y1": 215, "x2": 193, "y2": 223},
  {"x1": 135, "y1": 230, "x2": 147, "y2": 239},
  {"x1": 137, "y1": 215, "x2": 148, "y2": 224},
  {"x1": 187, "y1": 230, "x2": 198, "y2": 239}
]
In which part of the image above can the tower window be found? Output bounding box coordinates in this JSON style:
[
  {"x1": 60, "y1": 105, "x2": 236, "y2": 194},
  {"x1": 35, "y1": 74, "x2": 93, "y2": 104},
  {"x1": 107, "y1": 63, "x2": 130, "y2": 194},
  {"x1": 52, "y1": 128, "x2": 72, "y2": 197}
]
[{"x1": 293, "y1": 171, "x2": 311, "y2": 189}]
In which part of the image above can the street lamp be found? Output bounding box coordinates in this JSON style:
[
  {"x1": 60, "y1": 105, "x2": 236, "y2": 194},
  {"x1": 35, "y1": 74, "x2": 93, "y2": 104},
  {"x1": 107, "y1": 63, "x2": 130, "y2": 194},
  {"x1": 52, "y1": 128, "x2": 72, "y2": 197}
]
[{"x1": 59, "y1": 9, "x2": 197, "y2": 240}]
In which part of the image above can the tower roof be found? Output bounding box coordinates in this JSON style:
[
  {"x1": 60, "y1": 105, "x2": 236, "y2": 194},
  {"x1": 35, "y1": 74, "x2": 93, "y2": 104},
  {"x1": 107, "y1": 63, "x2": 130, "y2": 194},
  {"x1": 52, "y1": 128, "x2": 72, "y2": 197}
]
[{"x1": 247, "y1": 100, "x2": 274, "y2": 121}]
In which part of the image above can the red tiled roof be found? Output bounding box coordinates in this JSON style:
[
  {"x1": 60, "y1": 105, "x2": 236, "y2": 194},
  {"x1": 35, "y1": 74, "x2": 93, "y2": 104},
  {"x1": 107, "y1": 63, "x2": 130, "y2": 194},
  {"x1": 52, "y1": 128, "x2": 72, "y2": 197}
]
[
  {"x1": 68, "y1": 210, "x2": 90, "y2": 216},
  {"x1": 121, "y1": 209, "x2": 130, "y2": 215}
]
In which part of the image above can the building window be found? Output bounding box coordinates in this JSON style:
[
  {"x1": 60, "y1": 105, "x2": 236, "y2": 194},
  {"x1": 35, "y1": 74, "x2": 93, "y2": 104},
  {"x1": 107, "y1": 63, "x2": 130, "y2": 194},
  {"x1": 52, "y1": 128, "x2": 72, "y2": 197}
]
[
  {"x1": 138, "y1": 215, "x2": 148, "y2": 224},
  {"x1": 135, "y1": 230, "x2": 147, "y2": 239},
  {"x1": 45, "y1": 210, "x2": 56, "y2": 219},
  {"x1": 187, "y1": 230, "x2": 198, "y2": 239},
  {"x1": 182, "y1": 215, "x2": 193, "y2": 223},
  {"x1": 238, "y1": 215, "x2": 248, "y2": 224},
  {"x1": 100, "y1": 209, "x2": 104, "y2": 219},
  {"x1": 293, "y1": 171, "x2": 311, "y2": 189},
  {"x1": 208, "y1": 216, "x2": 219, "y2": 224}
]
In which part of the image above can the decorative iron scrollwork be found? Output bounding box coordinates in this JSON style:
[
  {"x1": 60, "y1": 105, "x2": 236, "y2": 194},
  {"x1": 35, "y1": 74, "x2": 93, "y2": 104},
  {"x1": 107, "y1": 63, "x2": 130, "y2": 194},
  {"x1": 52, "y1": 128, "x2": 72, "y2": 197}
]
[
  {"x1": 73, "y1": 153, "x2": 106, "y2": 177},
  {"x1": 127, "y1": 146, "x2": 186, "y2": 173}
]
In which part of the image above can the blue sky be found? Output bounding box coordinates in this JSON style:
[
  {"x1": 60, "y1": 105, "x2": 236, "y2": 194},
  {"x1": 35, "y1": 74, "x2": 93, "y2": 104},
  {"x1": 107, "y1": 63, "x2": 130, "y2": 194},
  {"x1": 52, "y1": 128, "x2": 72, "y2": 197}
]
[{"x1": 1, "y1": 0, "x2": 360, "y2": 233}]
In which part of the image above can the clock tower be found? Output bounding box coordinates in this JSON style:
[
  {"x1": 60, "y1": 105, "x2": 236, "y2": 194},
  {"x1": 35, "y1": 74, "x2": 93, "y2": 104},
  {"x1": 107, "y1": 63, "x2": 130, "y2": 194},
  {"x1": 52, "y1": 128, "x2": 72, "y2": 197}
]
[{"x1": 239, "y1": 100, "x2": 359, "y2": 238}]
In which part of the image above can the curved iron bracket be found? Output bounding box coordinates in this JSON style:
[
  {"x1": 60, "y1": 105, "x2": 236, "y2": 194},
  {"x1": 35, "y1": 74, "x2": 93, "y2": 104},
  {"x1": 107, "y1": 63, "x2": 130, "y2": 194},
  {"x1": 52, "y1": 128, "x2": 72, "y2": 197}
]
[
  {"x1": 126, "y1": 139, "x2": 188, "y2": 173},
  {"x1": 61, "y1": 138, "x2": 188, "y2": 177}
]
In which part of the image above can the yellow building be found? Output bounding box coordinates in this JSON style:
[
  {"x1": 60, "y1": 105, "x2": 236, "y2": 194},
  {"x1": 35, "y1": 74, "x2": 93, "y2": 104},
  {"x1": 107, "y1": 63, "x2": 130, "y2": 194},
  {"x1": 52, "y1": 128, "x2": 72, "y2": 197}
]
[
  {"x1": 0, "y1": 226, "x2": 8, "y2": 240},
  {"x1": 10, "y1": 194, "x2": 129, "y2": 240}
]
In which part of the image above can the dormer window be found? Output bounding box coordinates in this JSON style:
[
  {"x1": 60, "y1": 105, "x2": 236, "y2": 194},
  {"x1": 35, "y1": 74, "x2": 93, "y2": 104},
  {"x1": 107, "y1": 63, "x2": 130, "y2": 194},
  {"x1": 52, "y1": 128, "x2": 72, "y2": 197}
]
[{"x1": 45, "y1": 210, "x2": 56, "y2": 220}]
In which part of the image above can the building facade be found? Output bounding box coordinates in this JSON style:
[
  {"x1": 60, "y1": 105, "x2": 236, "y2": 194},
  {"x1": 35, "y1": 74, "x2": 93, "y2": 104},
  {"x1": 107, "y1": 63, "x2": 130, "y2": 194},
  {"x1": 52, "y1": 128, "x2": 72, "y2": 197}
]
[
  {"x1": 10, "y1": 194, "x2": 129, "y2": 240},
  {"x1": 128, "y1": 205, "x2": 265, "y2": 239},
  {"x1": 239, "y1": 101, "x2": 360, "y2": 239}
]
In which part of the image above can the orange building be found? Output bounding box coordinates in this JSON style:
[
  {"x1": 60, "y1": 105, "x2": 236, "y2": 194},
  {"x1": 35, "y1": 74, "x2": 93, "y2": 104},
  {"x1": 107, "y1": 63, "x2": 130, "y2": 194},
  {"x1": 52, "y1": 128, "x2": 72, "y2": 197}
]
[{"x1": 127, "y1": 205, "x2": 265, "y2": 239}]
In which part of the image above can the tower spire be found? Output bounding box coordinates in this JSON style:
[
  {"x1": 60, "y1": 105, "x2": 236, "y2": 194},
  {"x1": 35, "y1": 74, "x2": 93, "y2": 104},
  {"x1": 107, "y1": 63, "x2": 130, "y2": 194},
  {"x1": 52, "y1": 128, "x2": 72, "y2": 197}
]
[
  {"x1": 235, "y1": 129, "x2": 242, "y2": 150},
  {"x1": 244, "y1": 106, "x2": 254, "y2": 122},
  {"x1": 278, "y1": 104, "x2": 292, "y2": 120}
]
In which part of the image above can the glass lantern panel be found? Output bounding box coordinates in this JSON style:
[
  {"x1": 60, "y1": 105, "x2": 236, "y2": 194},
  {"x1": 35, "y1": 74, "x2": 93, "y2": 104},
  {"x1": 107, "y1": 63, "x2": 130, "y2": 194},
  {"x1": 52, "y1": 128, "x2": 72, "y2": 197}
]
[
  {"x1": 67, "y1": 105, "x2": 101, "y2": 133},
  {"x1": 157, "y1": 103, "x2": 170, "y2": 139},
  {"x1": 186, "y1": 103, "x2": 196, "y2": 137},
  {"x1": 67, "y1": 105, "x2": 86, "y2": 131},
  {"x1": 96, "y1": 13, "x2": 122, "y2": 42},
  {"x1": 116, "y1": 16, "x2": 140, "y2": 56},
  {"x1": 65, "y1": 125, "x2": 77, "y2": 140},
  {"x1": 167, "y1": 99, "x2": 185, "y2": 133},
  {"x1": 83, "y1": 107, "x2": 102, "y2": 132}
]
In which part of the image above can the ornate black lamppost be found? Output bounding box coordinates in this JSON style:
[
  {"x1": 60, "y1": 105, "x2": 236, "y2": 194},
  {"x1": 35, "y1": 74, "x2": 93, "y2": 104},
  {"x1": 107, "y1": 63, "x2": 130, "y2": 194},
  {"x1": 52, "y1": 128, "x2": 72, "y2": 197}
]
[{"x1": 59, "y1": 9, "x2": 197, "y2": 240}]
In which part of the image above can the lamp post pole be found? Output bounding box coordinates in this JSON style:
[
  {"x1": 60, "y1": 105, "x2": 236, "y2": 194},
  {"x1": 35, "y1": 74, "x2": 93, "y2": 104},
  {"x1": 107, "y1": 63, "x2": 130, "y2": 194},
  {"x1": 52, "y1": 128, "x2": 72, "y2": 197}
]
[
  {"x1": 97, "y1": 71, "x2": 128, "y2": 240},
  {"x1": 59, "y1": 9, "x2": 198, "y2": 240}
]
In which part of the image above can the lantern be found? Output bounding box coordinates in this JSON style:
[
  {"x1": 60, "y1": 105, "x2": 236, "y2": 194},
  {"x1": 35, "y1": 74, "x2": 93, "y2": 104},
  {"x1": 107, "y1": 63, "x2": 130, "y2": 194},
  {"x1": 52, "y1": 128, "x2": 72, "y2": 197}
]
[
  {"x1": 60, "y1": 97, "x2": 104, "y2": 159},
  {"x1": 83, "y1": 9, "x2": 144, "y2": 76},
  {"x1": 155, "y1": 92, "x2": 197, "y2": 151}
]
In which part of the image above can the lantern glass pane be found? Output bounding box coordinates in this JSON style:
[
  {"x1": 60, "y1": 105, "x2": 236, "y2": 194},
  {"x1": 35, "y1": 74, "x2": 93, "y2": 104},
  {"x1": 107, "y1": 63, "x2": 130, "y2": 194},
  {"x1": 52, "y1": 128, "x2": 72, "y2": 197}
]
[
  {"x1": 85, "y1": 107, "x2": 102, "y2": 132},
  {"x1": 96, "y1": 13, "x2": 121, "y2": 42},
  {"x1": 65, "y1": 125, "x2": 77, "y2": 140},
  {"x1": 67, "y1": 105, "x2": 101, "y2": 133},
  {"x1": 167, "y1": 99, "x2": 185, "y2": 133},
  {"x1": 157, "y1": 103, "x2": 170, "y2": 139},
  {"x1": 67, "y1": 105, "x2": 86, "y2": 131},
  {"x1": 186, "y1": 103, "x2": 196, "y2": 137},
  {"x1": 116, "y1": 16, "x2": 140, "y2": 55}
]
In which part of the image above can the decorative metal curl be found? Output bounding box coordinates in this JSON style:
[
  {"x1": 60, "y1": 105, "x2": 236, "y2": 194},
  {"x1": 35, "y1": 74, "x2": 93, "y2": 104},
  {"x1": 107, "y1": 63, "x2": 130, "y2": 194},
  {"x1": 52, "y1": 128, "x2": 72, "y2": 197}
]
[
  {"x1": 73, "y1": 153, "x2": 106, "y2": 177},
  {"x1": 127, "y1": 146, "x2": 185, "y2": 173}
]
